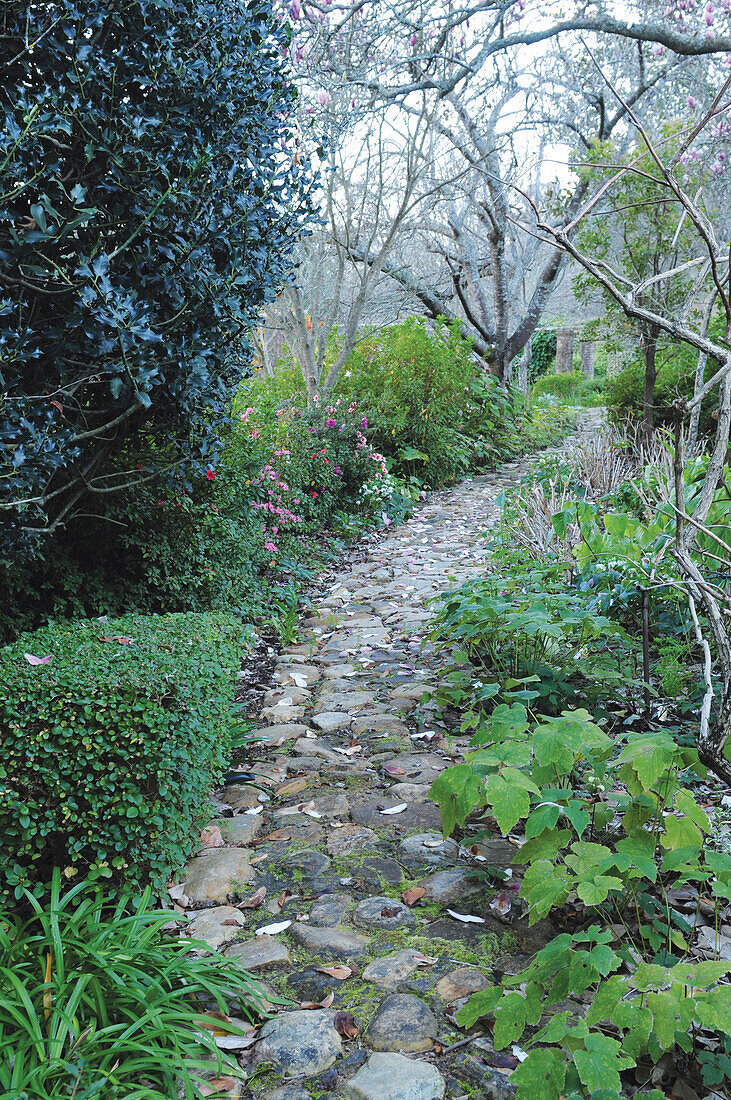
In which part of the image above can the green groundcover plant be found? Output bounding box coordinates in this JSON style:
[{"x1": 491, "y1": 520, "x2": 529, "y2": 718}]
[
  {"x1": 0, "y1": 612, "x2": 252, "y2": 897},
  {"x1": 0, "y1": 871, "x2": 263, "y2": 1099},
  {"x1": 429, "y1": 459, "x2": 731, "y2": 1098}
]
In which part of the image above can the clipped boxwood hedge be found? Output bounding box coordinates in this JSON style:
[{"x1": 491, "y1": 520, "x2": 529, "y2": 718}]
[{"x1": 0, "y1": 612, "x2": 251, "y2": 898}]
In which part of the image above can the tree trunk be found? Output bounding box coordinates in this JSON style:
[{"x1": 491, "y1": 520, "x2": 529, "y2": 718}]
[
  {"x1": 642, "y1": 333, "x2": 657, "y2": 442},
  {"x1": 517, "y1": 342, "x2": 531, "y2": 395}
]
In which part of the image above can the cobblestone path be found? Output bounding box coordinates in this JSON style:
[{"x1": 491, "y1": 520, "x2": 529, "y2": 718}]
[{"x1": 174, "y1": 443, "x2": 583, "y2": 1100}]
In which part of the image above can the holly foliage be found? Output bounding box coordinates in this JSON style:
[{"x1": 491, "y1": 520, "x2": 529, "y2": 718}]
[{"x1": 0, "y1": 0, "x2": 312, "y2": 552}]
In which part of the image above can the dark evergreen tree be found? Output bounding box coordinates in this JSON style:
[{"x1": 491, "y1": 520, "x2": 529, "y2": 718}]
[{"x1": 0, "y1": 0, "x2": 312, "y2": 551}]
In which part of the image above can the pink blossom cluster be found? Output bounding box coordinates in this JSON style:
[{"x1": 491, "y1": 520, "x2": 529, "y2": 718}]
[{"x1": 251, "y1": 462, "x2": 303, "y2": 555}]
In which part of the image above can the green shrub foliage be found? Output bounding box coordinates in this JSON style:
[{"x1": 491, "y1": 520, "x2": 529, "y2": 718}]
[
  {"x1": 0, "y1": 612, "x2": 251, "y2": 896},
  {"x1": 0, "y1": 0, "x2": 311, "y2": 553}
]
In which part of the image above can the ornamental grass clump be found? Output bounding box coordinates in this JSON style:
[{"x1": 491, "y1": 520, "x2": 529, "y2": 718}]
[{"x1": 0, "y1": 871, "x2": 264, "y2": 1099}]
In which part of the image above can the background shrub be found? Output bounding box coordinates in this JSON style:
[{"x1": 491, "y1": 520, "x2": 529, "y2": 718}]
[
  {"x1": 605, "y1": 344, "x2": 716, "y2": 432},
  {"x1": 0, "y1": 612, "x2": 251, "y2": 897},
  {"x1": 532, "y1": 370, "x2": 605, "y2": 406}
]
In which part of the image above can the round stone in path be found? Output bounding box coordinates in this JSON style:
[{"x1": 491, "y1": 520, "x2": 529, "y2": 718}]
[
  {"x1": 289, "y1": 922, "x2": 370, "y2": 959},
  {"x1": 435, "y1": 966, "x2": 490, "y2": 1003},
  {"x1": 344, "y1": 1052, "x2": 445, "y2": 1100},
  {"x1": 308, "y1": 892, "x2": 352, "y2": 926},
  {"x1": 212, "y1": 815, "x2": 262, "y2": 846},
  {"x1": 351, "y1": 799, "x2": 442, "y2": 833},
  {"x1": 352, "y1": 895, "x2": 416, "y2": 931},
  {"x1": 265, "y1": 1085, "x2": 312, "y2": 1100},
  {"x1": 398, "y1": 833, "x2": 458, "y2": 872},
  {"x1": 313, "y1": 711, "x2": 353, "y2": 732},
  {"x1": 253, "y1": 723, "x2": 312, "y2": 747},
  {"x1": 364, "y1": 994, "x2": 439, "y2": 1053},
  {"x1": 224, "y1": 936, "x2": 290, "y2": 971},
  {"x1": 327, "y1": 825, "x2": 378, "y2": 858},
  {"x1": 362, "y1": 949, "x2": 431, "y2": 990},
  {"x1": 181, "y1": 848, "x2": 254, "y2": 904},
  {"x1": 418, "y1": 868, "x2": 480, "y2": 906},
  {"x1": 279, "y1": 849, "x2": 331, "y2": 879},
  {"x1": 187, "y1": 905, "x2": 246, "y2": 949},
  {"x1": 256, "y1": 1010, "x2": 341, "y2": 1077}
]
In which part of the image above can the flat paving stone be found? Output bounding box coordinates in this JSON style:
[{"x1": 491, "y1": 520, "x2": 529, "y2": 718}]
[
  {"x1": 419, "y1": 868, "x2": 480, "y2": 906},
  {"x1": 364, "y1": 994, "x2": 438, "y2": 1053},
  {"x1": 182, "y1": 849, "x2": 254, "y2": 904},
  {"x1": 256, "y1": 1009, "x2": 341, "y2": 1077},
  {"x1": 187, "y1": 905, "x2": 246, "y2": 949},
  {"x1": 312, "y1": 711, "x2": 353, "y2": 732},
  {"x1": 254, "y1": 723, "x2": 312, "y2": 747},
  {"x1": 308, "y1": 893, "x2": 352, "y2": 926},
  {"x1": 435, "y1": 966, "x2": 490, "y2": 1002},
  {"x1": 353, "y1": 895, "x2": 416, "y2": 930},
  {"x1": 212, "y1": 816, "x2": 262, "y2": 846},
  {"x1": 362, "y1": 949, "x2": 431, "y2": 990},
  {"x1": 398, "y1": 832, "x2": 459, "y2": 871},
  {"x1": 288, "y1": 923, "x2": 371, "y2": 959},
  {"x1": 225, "y1": 936, "x2": 291, "y2": 970},
  {"x1": 350, "y1": 799, "x2": 443, "y2": 833},
  {"x1": 344, "y1": 1052, "x2": 445, "y2": 1100},
  {"x1": 326, "y1": 824, "x2": 378, "y2": 857}
]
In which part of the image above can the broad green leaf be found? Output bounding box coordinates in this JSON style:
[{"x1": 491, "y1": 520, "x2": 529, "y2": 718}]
[
  {"x1": 674, "y1": 788, "x2": 710, "y2": 832},
  {"x1": 694, "y1": 985, "x2": 731, "y2": 1031},
  {"x1": 585, "y1": 975, "x2": 626, "y2": 1024},
  {"x1": 616, "y1": 732, "x2": 677, "y2": 792},
  {"x1": 512, "y1": 1048, "x2": 566, "y2": 1100},
  {"x1": 513, "y1": 829, "x2": 571, "y2": 865},
  {"x1": 668, "y1": 960, "x2": 731, "y2": 986},
  {"x1": 576, "y1": 876, "x2": 623, "y2": 905},
  {"x1": 520, "y1": 860, "x2": 569, "y2": 923},
  {"x1": 493, "y1": 991, "x2": 531, "y2": 1048},
  {"x1": 565, "y1": 841, "x2": 617, "y2": 878},
  {"x1": 574, "y1": 1033, "x2": 632, "y2": 1094},
  {"x1": 613, "y1": 1002, "x2": 653, "y2": 1059},
  {"x1": 647, "y1": 988, "x2": 695, "y2": 1050},
  {"x1": 525, "y1": 802, "x2": 560, "y2": 839},
  {"x1": 615, "y1": 833, "x2": 658, "y2": 882},
  {"x1": 661, "y1": 814, "x2": 703, "y2": 852},
  {"x1": 454, "y1": 986, "x2": 501, "y2": 1028},
  {"x1": 430, "y1": 764, "x2": 484, "y2": 836},
  {"x1": 484, "y1": 770, "x2": 535, "y2": 834}
]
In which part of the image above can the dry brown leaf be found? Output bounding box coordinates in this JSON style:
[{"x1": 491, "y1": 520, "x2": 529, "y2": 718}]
[
  {"x1": 239, "y1": 886, "x2": 266, "y2": 909},
  {"x1": 200, "y1": 825, "x2": 224, "y2": 849},
  {"x1": 300, "y1": 990, "x2": 335, "y2": 1010},
  {"x1": 277, "y1": 888, "x2": 294, "y2": 908},
  {"x1": 402, "y1": 886, "x2": 426, "y2": 906},
  {"x1": 317, "y1": 965, "x2": 353, "y2": 980},
  {"x1": 198, "y1": 1077, "x2": 239, "y2": 1097},
  {"x1": 333, "y1": 1010, "x2": 359, "y2": 1039}
]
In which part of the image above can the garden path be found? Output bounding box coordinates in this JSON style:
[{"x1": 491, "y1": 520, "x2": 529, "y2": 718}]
[{"x1": 176, "y1": 417, "x2": 601, "y2": 1100}]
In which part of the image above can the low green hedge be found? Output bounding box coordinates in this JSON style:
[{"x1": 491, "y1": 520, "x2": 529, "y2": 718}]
[{"x1": 0, "y1": 612, "x2": 251, "y2": 898}]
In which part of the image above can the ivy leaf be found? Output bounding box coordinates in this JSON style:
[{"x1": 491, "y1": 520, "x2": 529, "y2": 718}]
[
  {"x1": 525, "y1": 802, "x2": 560, "y2": 839},
  {"x1": 674, "y1": 788, "x2": 710, "y2": 832},
  {"x1": 574, "y1": 1033, "x2": 632, "y2": 1094},
  {"x1": 661, "y1": 813, "x2": 703, "y2": 852},
  {"x1": 616, "y1": 833, "x2": 658, "y2": 882},
  {"x1": 585, "y1": 975, "x2": 626, "y2": 1024},
  {"x1": 512, "y1": 1048, "x2": 566, "y2": 1100}
]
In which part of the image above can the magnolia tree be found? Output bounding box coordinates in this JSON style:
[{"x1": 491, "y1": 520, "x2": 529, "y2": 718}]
[{"x1": 271, "y1": 0, "x2": 731, "y2": 388}]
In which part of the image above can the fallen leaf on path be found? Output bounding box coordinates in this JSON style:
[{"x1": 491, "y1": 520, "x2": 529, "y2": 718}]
[
  {"x1": 276, "y1": 889, "x2": 294, "y2": 908},
  {"x1": 383, "y1": 764, "x2": 407, "y2": 777},
  {"x1": 489, "y1": 892, "x2": 512, "y2": 917},
  {"x1": 413, "y1": 953, "x2": 437, "y2": 965},
  {"x1": 402, "y1": 886, "x2": 426, "y2": 906},
  {"x1": 239, "y1": 886, "x2": 266, "y2": 909},
  {"x1": 333, "y1": 1011, "x2": 359, "y2": 1039},
  {"x1": 447, "y1": 909, "x2": 486, "y2": 924},
  {"x1": 300, "y1": 991, "x2": 334, "y2": 1010},
  {"x1": 168, "y1": 883, "x2": 189, "y2": 906},
  {"x1": 317, "y1": 965, "x2": 353, "y2": 980},
  {"x1": 244, "y1": 806, "x2": 263, "y2": 816},
  {"x1": 381, "y1": 906, "x2": 401, "y2": 918},
  {"x1": 100, "y1": 635, "x2": 133, "y2": 645},
  {"x1": 379, "y1": 803, "x2": 407, "y2": 815},
  {"x1": 255, "y1": 920, "x2": 291, "y2": 936},
  {"x1": 200, "y1": 825, "x2": 224, "y2": 848},
  {"x1": 198, "y1": 1077, "x2": 240, "y2": 1097},
  {"x1": 333, "y1": 745, "x2": 362, "y2": 756},
  {"x1": 423, "y1": 839, "x2": 444, "y2": 848},
  {"x1": 290, "y1": 673, "x2": 308, "y2": 688},
  {"x1": 23, "y1": 653, "x2": 53, "y2": 665}
]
